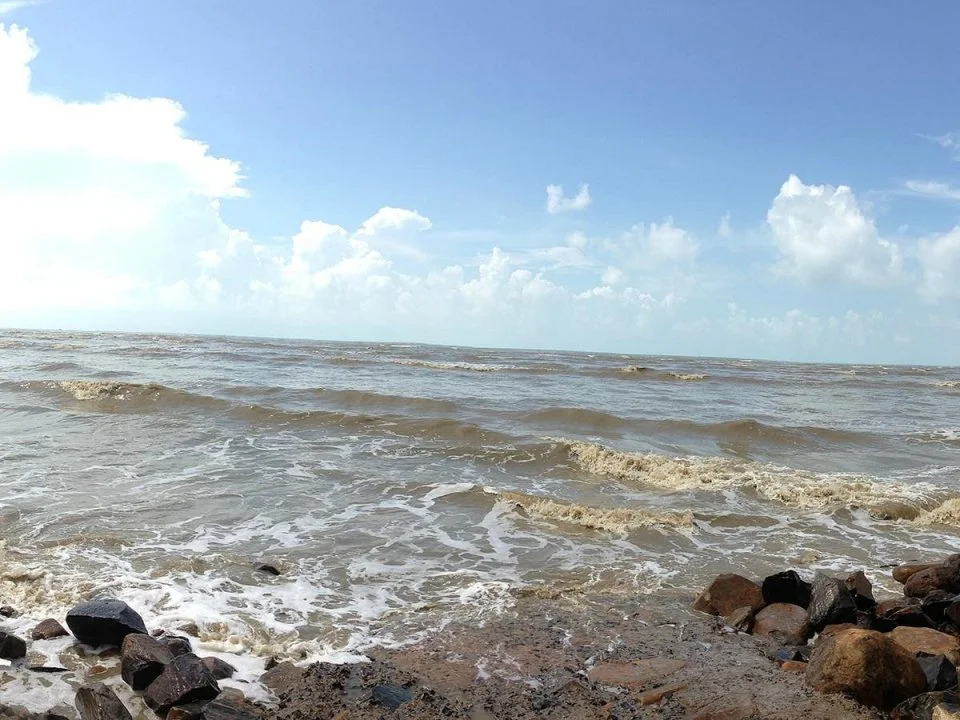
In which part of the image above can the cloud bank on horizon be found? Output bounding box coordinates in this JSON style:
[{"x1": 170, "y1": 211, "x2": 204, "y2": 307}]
[{"x1": 1, "y1": 22, "x2": 959, "y2": 363}]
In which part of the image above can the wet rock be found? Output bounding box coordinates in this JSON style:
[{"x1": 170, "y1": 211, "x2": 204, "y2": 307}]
[
  {"x1": 586, "y1": 657, "x2": 686, "y2": 688},
  {"x1": 143, "y1": 653, "x2": 220, "y2": 715},
  {"x1": 259, "y1": 660, "x2": 302, "y2": 696},
  {"x1": 202, "y1": 656, "x2": 236, "y2": 680},
  {"x1": 177, "y1": 622, "x2": 200, "y2": 638},
  {"x1": 166, "y1": 705, "x2": 205, "y2": 720},
  {"x1": 66, "y1": 598, "x2": 148, "y2": 648},
  {"x1": 761, "y1": 570, "x2": 811, "y2": 608},
  {"x1": 906, "y1": 563, "x2": 960, "y2": 599},
  {"x1": 689, "y1": 692, "x2": 758, "y2": 720},
  {"x1": 752, "y1": 603, "x2": 810, "y2": 644},
  {"x1": 724, "y1": 606, "x2": 754, "y2": 633},
  {"x1": 693, "y1": 574, "x2": 764, "y2": 617},
  {"x1": 200, "y1": 696, "x2": 265, "y2": 720},
  {"x1": 945, "y1": 600, "x2": 960, "y2": 628},
  {"x1": 120, "y1": 633, "x2": 173, "y2": 690},
  {"x1": 878, "y1": 598, "x2": 934, "y2": 630},
  {"x1": 160, "y1": 634, "x2": 193, "y2": 657},
  {"x1": 807, "y1": 573, "x2": 857, "y2": 632},
  {"x1": 805, "y1": 628, "x2": 927, "y2": 710},
  {"x1": 892, "y1": 692, "x2": 960, "y2": 720},
  {"x1": 897, "y1": 562, "x2": 943, "y2": 584},
  {"x1": 254, "y1": 563, "x2": 280, "y2": 577},
  {"x1": 0, "y1": 606, "x2": 16, "y2": 618},
  {"x1": 371, "y1": 684, "x2": 413, "y2": 710},
  {"x1": 31, "y1": 619, "x2": 69, "y2": 641},
  {"x1": 918, "y1": 654, "x2": 959, "y2": 692},
  {"x1": 889, "y1": 626, "x2": 960, "y2": 666},
  {"x1": 0, "y1": 631, "x2": 26, "y2": 660},
  {"x1": 846, "y1": 571, "x2": 876, "y2": 609},
  {"x1": 74, "y1": 684, "x2": 133, "y2": 720},
  {"x1": 925, "y1": 592, "x2": 958, "y2": 624}
]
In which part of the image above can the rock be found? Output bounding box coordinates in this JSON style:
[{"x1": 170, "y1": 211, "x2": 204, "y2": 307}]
[
  {"x1": 724, "y1": 606, "x2": 754, "y2": 633},
  {"x1": 693, "y1": 574, "x2": 764, "y2": 617},
  {"x1": 31, "y1": 619, "x2": 69, "y2": 641},
  {"x1": 254, "y1": 563, "x2": 280, "y2": 576},
  {"x1": 934, "y1": 705, "x2": 960, "y2": 720},
  {"x1": 752, "y1": 603, "x2": 810, "y2": 644},
  {"x1": 906, "y1": 564, "x2": 960, "y2": 599},
  {"x1": 818, "y1": 623, "x2": 857, "y2": 640},
  {"x1": 878, "y1": 598, "x2": 934, "y2": 630},
  {"x1": 142, "y1": 653, "x2": 220, "y2": 715},
  {"x1": 586, "y1": 658, "x2": 686, "y2": 688},
  {"x1": 201, "y1": 696, "x2": 265, "y2": 720},
  {"x1": 805, "y1": 628, "x2": 927, "y2": 710},
  {"x1": 845, "y1": 571, "x2": 876, "y2": 609},
  {"x1": 28, "y1": 665, "x2": 69, "y2": 673},
  {"x1": 689, "y1": 692, "x2": 758, "y2": 720},
  {"x1": 773, "y1": 646, "x2": 810, "y2": 664},
  {"x1": 890, "y1": 626, "x2": 960, "y2": 666},
  {"x1": 177, "y1": 622, "x2": 200, "y2": 638},
  {"x1": 66, "y1": 598, "x2": 148, "y2": 648},
  {"x1": 638, "y1": 682, "x2": 686, "y2": 706},
  {"x1": 0, "y1": 606, "x2": 16, "y2": 618},
  {"x1": 120, "y1": 633, "x2": 173, "y2": 690},
  {"x1": 761, "y1": 570, "x2": 812, "y2": 608},
  {"x1": 166, "y1": 705, "x2": 205, "y2": 720},
  {"x1": 807, "y1": 573, "x2": 857, "y2": 632},
  {"x1": 918, "y1": 654, "x2": 959, "y2": 692},
  {"x1": 0, "y1": 632, "x2": 26, "y2": 660},
  {"x1": 781, "y1": 660, "x2": 807, "y2": 672},
  {"x1": 202, "y1": 656, "x2": 236, "y2": 680},
  {"x1": 74, "y1": 684, "x2": 133, "y2": 720},
  {"x1": 892, "y1": 692, "x2": 960, "y2": 720},
  {"x1": 896, "y1": 562, "x2": 943, "y2": 584},
  {"x1": 945, "y1": 600, "x2": 960, "y2": 628},
  {"x1": 160, "y1": 635, "x2": 193, "y2": 657},
  {"x1": 371, "y1": 684, "x2": 413, "y2": 710},
  {"x1": 259, "y1": 660, "x2": 302, "y2": 696}
]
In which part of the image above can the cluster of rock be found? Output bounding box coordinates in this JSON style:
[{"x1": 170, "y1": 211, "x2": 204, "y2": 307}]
[
  {"x1": 0, "y1": 597, "x2": 263, "y2": 720},
  {"x1": 694, "y1": 554, "x2": 960, "y2": 718}
]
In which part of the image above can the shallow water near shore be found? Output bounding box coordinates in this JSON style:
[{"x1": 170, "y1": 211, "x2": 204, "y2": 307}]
[{"x1": 1, "y1": 328, "x2": 959, "y2": 710}]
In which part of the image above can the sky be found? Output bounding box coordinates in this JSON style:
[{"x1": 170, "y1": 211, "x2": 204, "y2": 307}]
[{"x1": 1, "y1": 1, "x2": 959, "y2": 363}]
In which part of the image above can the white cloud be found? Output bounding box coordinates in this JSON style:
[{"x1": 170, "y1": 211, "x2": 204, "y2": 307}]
[
  {"x1": 903, "y1": 180, "x2": 960, "y2": 202},
  {"x1": 0, "y1": 1, "x2": 41, "y2": 15},
  {"x1": 924, "y1": 131, "x2": 960, "y2": 160},
  {"x1": 767, "y1": 174, "x2": 903, "y2": 286},
  {"x1": 545, "y1": 183, "x2": 592, "y2": 214},
  {"x1": 619, "y1": 218, "x2": 698, "y2": 264},
  {"x1": 917, "y1": 227, "x2": 960, "y2": 301}
]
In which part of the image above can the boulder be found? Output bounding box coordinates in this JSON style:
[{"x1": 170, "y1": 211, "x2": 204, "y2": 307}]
[
  {"x1": 66, "y1": 598, "x2": 148, "y2": 648},
  {"x1": 724, "y1": 606, "x2": 754, "y2": 633},
  {"x1": 143, "y1": 653, "x2": 220, "y2": 714},
  {"x1": 761, "y1": 570, "x2": 811, "y2": 608},
  {"x1": 845, "y1": 571, "x2": 876, "y2": 609},
  {"x1": 0, "y1": 632, "x2": 26, "y2": 660},
  {"x1": 906, "y1": 564, "x2": 960, "y2": 599},
  {"x1": 892, "y1": 692, "x2": 960, "y2": 720},
  {"x1": 924, "y1": 591, "x2": 957, "y2": 624},
  {"x1": 31, "y1": 619, "x2": 69, "y2": 641},
  {"x1": 693, "y1": 574, "x2": 764, "y2": 617},
  {"x1": 120, "y1": 633, "x2": 173, "y2": 690},
  {"x1": 167, "y1": 706, "x2": 206, "y2": 720},
  {"x1": 160, "y1": 635, "x2": 193, "y2": 657},
  {"x1": 805, "y1": 628, "x2": 927, "y2": 710},
  {"x1": 752, "y1": 603, "x2": 811, "y2": 644},
  {"x1": 74, "y1": 684, "x2": 133, "y2": 720},
  {"x1": 808, "y1": 573, "x2": 857, "y2": 632},
  {"x1": 889, "y1": 626, "x2": 960, "y2": 666},
  {"x1": 195, "y1": 696, "x2": 265, "y2": 720},
  {"x1": 202, "y1": 656, "x2": 237, "y2": 680},
  {"x1": 0, "y1": 605, "x2": 16, "y2": 617},
  {"x1": 878, "y1": 598, "x2": 934, "y2": 630},
  {"x1": 896, "y1": 563, "x2": 941, "y2": 584},
  {"x1": 945, "y1": 600, "x2": 960, "y2": 628},
  {"x1": 918, "y1": 654, "x2": 959, "y2": 692}
]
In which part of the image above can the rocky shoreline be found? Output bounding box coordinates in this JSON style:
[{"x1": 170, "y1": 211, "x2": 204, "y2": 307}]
[{"x1": 4, "y1": 556, "x2": 960, "y2": 718}]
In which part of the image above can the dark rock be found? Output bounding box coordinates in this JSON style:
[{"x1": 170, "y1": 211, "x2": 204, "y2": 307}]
[
  {"x1": 143, "y1": 653, "x2": 220, "y2": 715},
  {"x1": 160, "y1": 634, "x2": 193, "y2": 657},
  {"x1": 0, "y1": 631, "x2": 26, "y2": 659},
  {"x1": 752, "y1": 603, "x2": 811, "y2": 644},
  {"x1": 906, "y1": 563, "x2": 960, "y2": 599},
  {"x1": 807, "y1": 573, "x2": 857, "y2": 632},
  {"x1": 924, "y1": 591, "x2": 957, "y2": 624},
  {"x1": 845, "y1": 571, "x2": 876, "y2": 609},
  {"x1": 254, "y1": 563, "x2": 280, "y2": 577},
  {"x1": 202, "y1": 656, "x2": 236, "y2": 680},
  {"x1": 177, "y1": 622, "x2": 201, "y2": 638},
  {"x1": 805, "y1": 628, "x2": 927, "y2": 710},
  {"x1": 724, "y1": 606, "x2": 754, "y2": 633},
  {"x1": 856, "y1": 609, "x2": 876, "y2": 629},
  {"x1": 693, "y1": 574, "x2": 764, "y2": 617},
  {"x1": 371, "y1": 684, "x2": 413, "y2": 710},
  {"x1": 0, "y1": 606, "x2": 16, "y2": 618},
  {"x1": 66, "y1": 598, "x2": 148, "y2": 648},
  {"x1": 28, "y1": 665, "x2": 69, "y2": 673},
  {"x1": 74, "y1": 684, "x2": 133, "y2": 720},
  {"x1": 878, "y1": 598, "x2": 934, "y2": 631},
  {"x1": 892, "y1": 691, "x2": 960, "y2": 720},
  {"x1": 120, "y1": 633, "x2": 174, "y2": 690},
  {"x1": 918, "y1": 653, "x2": 959, "y2": 692},
  {"x1": 945, "y1": 600, "x2": 960, "y2": 628},
  {"x1": 202, "y1": 694, "x2": 264, "y2": 720},
  {"x1": 31, "y1": 619, "x2": 69, "y2": 641},
  {"x1": 166, "y1": 705, "x2": 206, "y2": 720},
  {"x1": 761, "y1": 570, "x2": 812, "y2": 608}
]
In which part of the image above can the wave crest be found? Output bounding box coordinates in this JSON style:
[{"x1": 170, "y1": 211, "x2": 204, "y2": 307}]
[{"x1": 496, "y1": 490, "x2": 694, "y2": 532}]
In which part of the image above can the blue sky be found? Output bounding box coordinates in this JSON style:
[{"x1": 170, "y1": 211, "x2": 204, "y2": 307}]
[{"x1": 1, "y1": 0, "x2": 959, "y2": 363}]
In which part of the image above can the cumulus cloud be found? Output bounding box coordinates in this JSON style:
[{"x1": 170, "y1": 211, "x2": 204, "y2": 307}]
[
  {"x1": 917, "y1": 227, "x2": 960, "y2": 301},
  {"x1": 545, "y1": 183, "x2": 592, "y2": 214},
  {"x1": 617, "y1": 218, "x2": 698, "y2": 265},
  {"x1": 767, "y1": 175, "x2": 903, "y2": 286}
]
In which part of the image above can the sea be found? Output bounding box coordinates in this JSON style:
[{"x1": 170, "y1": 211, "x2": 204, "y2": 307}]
[{"x1": 1, "y1": 328, "x2": 959, "y2": 710}]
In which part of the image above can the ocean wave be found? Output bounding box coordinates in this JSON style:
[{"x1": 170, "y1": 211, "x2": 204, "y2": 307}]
[
  {"x1": 390, "y1": 358, "x2": 512, "y2": 372},
  {"x1": 558, "y1": 439, "x2": 944, "y2": 512},
  {"x1": 909, "y1": 429, "x2": 960, "y2": 446},
  {"x1": 519, "y1": 407, "x2": 631, "y2": 432},
  {"x1": 670, "y1": 373, "x2": 707, "y2": 381},
  {"x1": 934, "y1": 380, "x2": 960, "y2": 389},
  {"x1": 13, "y1": 380, "x2": 231, "y2": 413}
]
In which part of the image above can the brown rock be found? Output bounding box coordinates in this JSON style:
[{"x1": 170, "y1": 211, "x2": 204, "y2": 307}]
[
  {"x1": 202, "y1": 695, "x2": 266, "y2": 719},
  {"x1": 780, "y1": 660, "x2": 808, "y2": 672},
  {"x1": 260, "y1": 660, "x2": 302, "y2": 696},
  {"x1": 895, "y1": 562, "x2": 940, "y2": 584},
  {"x1": 693, "y1": 574, "x2": 764, "y2": 617},
  {"x1": 846, "y1": 571, "x2": 876, "y2": 609},
  {"x1": 177, "y1": 622, "x2": 200, "y2": 637},
  {"x1": 906, "y1": 565, "x2": 960, "y2": 599},
  {"x1": 690, "y1": 692, "x2": 759, "y2": 720},
  {"x1": 142, "y1": 653, "x2": 220, "y2": 715},
  {"x1": 725, "y1": 606, "x2": 754, "y2": 633},
  {"x1": 586, "y1": 657, "x2": 686, "y2": 688},
  {"x1": 202, "y1": 656, "x2": 236, "y2": 680},
  {"x1": 638, "y1": 682, "x2": 686, "y2": 705},
  {"x1": 805, "y1": 628, "x2": 927, "y2": 710},
  {"x1": 159, "y1": 634, "x2": 193, "y2": 657},
  {"x1": 74, "y1": 684, "x2": 133, "y2": 720},
  {"x1": 818, "y1": 623, "x2": 857, "y2": 640},
  {"x1": 752, "y1": 603, "x2": 811, "y2": 644},
  {"x1": 120, "y1": 633, "x2": 173, "y2": 691},
  {"x1": 889, "y1": 626, "x2": 960, "y2": 665},
  {"x1": 31, "y1": 619, "x2": 69, "y2": 641}
]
